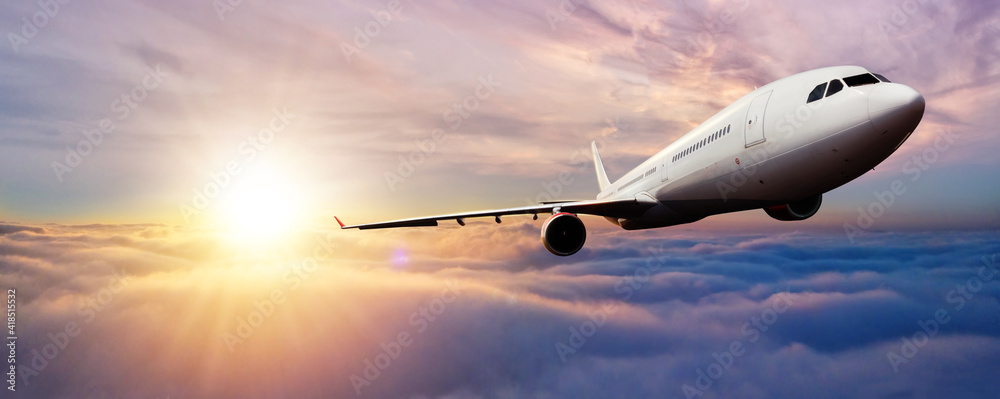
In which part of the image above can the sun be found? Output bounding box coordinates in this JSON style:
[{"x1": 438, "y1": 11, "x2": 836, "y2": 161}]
[{"x1": 215, "y1": 168, "x2": 305, "y2": 241}]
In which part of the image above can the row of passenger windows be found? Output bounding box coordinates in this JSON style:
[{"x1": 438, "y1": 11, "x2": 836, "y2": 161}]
[
  {"x1": 672, "y1": 124, "x2": 732, "y2": 163},
  {"x1": 620, "y1": 173, "x2": 644, "y2": 190},
  {"x1": 620, "y1": 165, "x2": 659, "y2": 190},
  {"x1": 806, "y1": 72, "x2": 890, "y2": 103},
  {"x1": 619, "y1": 166, "x2": 656, "y2": 194}
]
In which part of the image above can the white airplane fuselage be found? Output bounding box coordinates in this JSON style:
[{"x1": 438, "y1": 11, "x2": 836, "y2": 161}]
[
  {"x1": 339, "y1": 65, "x2": 926, "y2": 256},
  {"x1": 599, "y1": 66, "x2": 925, "y2": 230}
]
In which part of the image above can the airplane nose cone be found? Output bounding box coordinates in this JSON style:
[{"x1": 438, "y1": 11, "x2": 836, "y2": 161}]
[{"x1": 868, "y1": 83, "x2": 925, "y2": 136}]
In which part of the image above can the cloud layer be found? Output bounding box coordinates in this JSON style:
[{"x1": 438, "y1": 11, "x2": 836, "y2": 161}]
[{"x1": 3, "y1": 222, "x2": 999, "y2": 398}]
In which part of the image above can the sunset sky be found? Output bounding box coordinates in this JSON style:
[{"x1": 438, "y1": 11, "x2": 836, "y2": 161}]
[{"x1": 2, "y1": 0, "x2": 1000, "y2": 398}]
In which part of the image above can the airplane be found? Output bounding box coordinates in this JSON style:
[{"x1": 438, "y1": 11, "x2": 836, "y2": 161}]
[{"x1": 337, "y1": 66, "x2": 925, "y2": 256}]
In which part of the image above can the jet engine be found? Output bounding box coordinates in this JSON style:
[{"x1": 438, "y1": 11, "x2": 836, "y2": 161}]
[
  {"x1": 541, "y1": 212, "x2": 586, "y2": 256},
  {"x1": 763, "y1": 194, "x2": 822, "y2": 221}
]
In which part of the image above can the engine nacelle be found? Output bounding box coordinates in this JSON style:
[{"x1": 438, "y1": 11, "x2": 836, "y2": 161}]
[
  {"x1": 764, "y1": 194, "x2": 822, "y2": 221},
  {"x1": 541, "y1": 212, "x2": 587, "y2": 256}
]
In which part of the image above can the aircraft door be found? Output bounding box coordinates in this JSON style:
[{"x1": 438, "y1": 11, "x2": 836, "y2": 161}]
[{"x1": 744, "y1": 91, "x2": 772, "y2": 147}]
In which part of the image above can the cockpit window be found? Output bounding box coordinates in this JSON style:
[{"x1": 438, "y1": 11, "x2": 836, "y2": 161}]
[
  {"x1": 844, "y1": 73, "x2": 880, "y2": 87},
  {"x1": 826, "y1": 79, "x2": 844, "y2": 97},
  {"x1": 807, "y1": 82, "x2": 827, "y2": 103},
  {"x1": 873, "y1": 73, "x2": 890, "y2": 83}
]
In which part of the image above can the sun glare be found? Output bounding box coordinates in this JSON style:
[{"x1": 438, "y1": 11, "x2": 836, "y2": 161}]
[{"x1": 215, "y1": 168, "x2": 305, "y2": 241}]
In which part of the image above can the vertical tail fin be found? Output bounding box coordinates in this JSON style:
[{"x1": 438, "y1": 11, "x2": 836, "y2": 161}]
[{"x1": 591, "y1": 141, "x2": 611, "y2": 192}]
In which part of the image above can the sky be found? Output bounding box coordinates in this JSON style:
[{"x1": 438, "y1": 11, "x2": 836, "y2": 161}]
[{"x1": 1, "y1": 0, "x2": 1000, "y2": 398}]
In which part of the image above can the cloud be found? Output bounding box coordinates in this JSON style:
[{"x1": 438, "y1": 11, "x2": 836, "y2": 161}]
[
  {"x1": 0, "y1": 224, "x2": 45, "y2": 235},
  {"x1": 3, "y1": 222, "x2": 1000, "y2": 398}
]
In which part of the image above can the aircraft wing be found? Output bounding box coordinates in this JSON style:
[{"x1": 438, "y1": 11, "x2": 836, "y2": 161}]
[{"x1": 336, "y1": 193, "x2": 658, "y2": 230}]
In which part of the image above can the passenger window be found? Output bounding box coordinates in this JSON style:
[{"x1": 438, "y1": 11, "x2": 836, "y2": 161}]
[
  {"x1": 826, "y1": 79, "x2": 844, "y2": 96},
  {"x1": 844, "y1": 73, "x2": 880, "y2": 87},
  {"x1": 873, "y1": 73, "x2": 890, "y2": 83},
  {"x1": 807, "y1": 82, "x2": 827, "y2": 103}
]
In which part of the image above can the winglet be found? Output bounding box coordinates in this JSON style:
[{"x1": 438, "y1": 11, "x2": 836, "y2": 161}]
[
  {"x1": 592, "y1": 141, "x2": 611, "y2": 192},
  {"x1": 334, "y1": 216, "x2": 346, "y2": 229}
]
